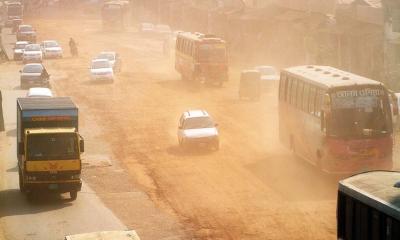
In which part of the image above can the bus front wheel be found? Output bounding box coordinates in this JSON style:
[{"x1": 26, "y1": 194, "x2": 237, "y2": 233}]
[
  {"x1": 18, "y1": 168, "x2": 25, "y2": 193},
  {"x1": 70, "y1": 191, "x2": 78, "y2": 200}
]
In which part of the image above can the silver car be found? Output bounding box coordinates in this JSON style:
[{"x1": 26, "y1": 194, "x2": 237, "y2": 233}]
[{"x1": 178, "y1": 110, "x2": 219, "y2": 150}]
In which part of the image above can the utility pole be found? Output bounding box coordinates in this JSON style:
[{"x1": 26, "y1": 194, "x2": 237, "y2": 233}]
[{"x1": 383, "y1": 0, "x2": 400, "y2": 90}]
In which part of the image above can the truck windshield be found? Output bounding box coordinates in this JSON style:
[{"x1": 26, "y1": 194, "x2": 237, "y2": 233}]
[
  {"x1": 328, "y1": 87, "x2": 392, "y2": 138},
  {"x1": 8, "y1": 6, "x2": 22, "y2": 16},
  {"x1": 197, "y1": 44, "x2": 226, "y2": 62},
  {"x1": 27, "y1": 133, "x2": 78, "y2": 160}
]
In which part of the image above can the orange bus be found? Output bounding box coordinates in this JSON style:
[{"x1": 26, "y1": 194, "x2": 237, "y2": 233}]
[
  {"x1": 175, "y1": 32, "x2": 228, "y2": 86},
  {"x1": 279, "y1": 65, "x2": 394, "y2": 173}
]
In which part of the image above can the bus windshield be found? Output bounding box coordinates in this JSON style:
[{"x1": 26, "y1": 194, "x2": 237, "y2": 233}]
[
  {"x1": 197, "y1": 44, "x2": 226, "y2": 62},
  {"x1": 27, "y1": 133, "x2": 78, "y2": 160},
  {"x1": 328, "y1": 87, "x2": 392, "y2": 138}
]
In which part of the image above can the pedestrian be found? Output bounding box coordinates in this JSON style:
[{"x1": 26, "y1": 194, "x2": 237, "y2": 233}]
[
  {"x1": 0, "y1": 90, "x2": 5, "y2": 132},
  {"x1": 69, "y1": 37, "x2": 78, "y2": 57}
]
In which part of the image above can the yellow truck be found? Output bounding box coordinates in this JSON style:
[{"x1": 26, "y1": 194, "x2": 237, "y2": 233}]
[{"x1": 17, "y1": 97, "x2": 84, "y2": 200}]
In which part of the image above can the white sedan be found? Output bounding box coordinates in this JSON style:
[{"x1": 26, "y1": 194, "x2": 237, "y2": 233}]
[
  {"x1": 27, "y1": 87, "x2": 53, "y2": 97},
  {"x1": 254, "y1": 66, "x2": 280, "y2": 82},
  {"x1": 41, "y1": 40, "x2": 63, "y2": 59},
  {"x1": 90, "y1": 59, "x2": 114, "y2": 82},
  {"x1": 22, "y1": 44, "x2": 43, "y2": 63}
]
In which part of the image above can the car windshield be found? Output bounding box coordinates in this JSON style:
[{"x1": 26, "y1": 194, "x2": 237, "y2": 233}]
[
  {"x1": 327, "y1": 87, "x2": 392, "y2": 138},
  {"x1": 25, "y1": 44, "x2": 40, "y2": 51},
  {"x1": 157, "y1": 25, "x2": 170, "y2": 32},
  {"x1": 92, "y1": 60, "x2": 110, "y2": 69},
  {"x1": 257, "y1": 67, "x2": 277, "y2": 76},
  {"x1": 97, "y1": 53, "x2": 115, "y2": 61},
  {"x1": 15, "y1": 43, "x2": 28, "y2": 49},
  {"x1": 45, "y1": 41, "x2": 59, "y2": 47},
  {"x1": 23, "y1": 65, "x2": 43, "y2": 73},
  {"x1": 197, "y1": 43, "x2": 226, "y2": 62},
  {"x1": 183, "y1": 117, "x2": 214, "y2": 129},
  {"x1": 27, "y1": 133, "x2": 78, "y2": 160},
  {"x1": 20, "y1": 26, "x2": 33, "y2": 32}
]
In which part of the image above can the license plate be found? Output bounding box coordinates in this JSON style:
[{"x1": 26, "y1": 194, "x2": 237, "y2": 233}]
[{"x1": 48, "y1": 184, "x2": 58, "y2": 190}]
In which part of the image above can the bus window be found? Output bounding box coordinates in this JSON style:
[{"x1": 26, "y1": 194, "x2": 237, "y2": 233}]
[
  {"x1": 345, "y1": 197, "x2": 354, "y2": 240},
  {"x1": 315, "y1": 89, "x2": 323, "y2": 117},
  {"x1": 286, "y1": 76, "x2": 292, "y2": 103},
  {"x1": 279, "y1": 74, "x2": 287, "y2": 101},
  {"x1": 291, "y1": 78, "x2": 298, "y2": 105},
  {"x1": 309, "y1": 86, "x2": 316, "y2": 114},
  {"x1": 177, "y1": 38, "x2": 181, "y2": 51},
  {"x1": 302, "y1": 83, "x2": 309, "y2": 112},
  {"x1": 296, "y1": 81, "x2": 304, "y2": 109}
]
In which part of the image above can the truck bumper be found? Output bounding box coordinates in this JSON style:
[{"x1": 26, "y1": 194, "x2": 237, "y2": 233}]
[{"x1": 25, "y1": 180, "x2": 82, "y2": 194}]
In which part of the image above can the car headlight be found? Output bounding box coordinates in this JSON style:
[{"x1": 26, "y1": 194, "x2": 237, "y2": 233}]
[{"x1": 70, "y1": 174, "x2": 80, "y2": 180}]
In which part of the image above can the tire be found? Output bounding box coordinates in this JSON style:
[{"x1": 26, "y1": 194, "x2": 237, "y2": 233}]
[
  {"x1": 213, "y1": 142, "x2": 220, "y2": 151},
  {"x1": 26, "y1": 192, "x2": 34, "y2": 202},
  {"x1": 70, "y1": 191, "x2": 78, "y2": 200},
  {"x1": 18, "y1": 168, "x2": 25, "y2": 193}
]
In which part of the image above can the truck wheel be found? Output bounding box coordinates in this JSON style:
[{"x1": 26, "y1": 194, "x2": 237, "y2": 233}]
[
  {"x1": 18, "y1": 168, "x2": 25, "y2": 193},
  {"x1": 70, "y1": 191, "x2": 78, "y2": 200},
  {"x1": 26, "y1": 192, "x2": 34, "y2": 202}
]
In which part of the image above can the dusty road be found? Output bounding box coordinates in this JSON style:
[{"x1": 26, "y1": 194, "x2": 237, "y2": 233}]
[
  {"x1": 32, "y1": 8, "x2": 338, "y2": 239},
  {"x1": 0, "y1": 6, "x2": 346, "y2": 240}
]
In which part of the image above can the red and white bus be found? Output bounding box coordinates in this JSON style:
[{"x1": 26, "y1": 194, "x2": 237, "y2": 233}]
[
  {"x1": 175, "y1": 32, "x2": 228, "y2": 86},
  {"x1": 279, "y1": 65, "x2": 394, "y2": 173}
]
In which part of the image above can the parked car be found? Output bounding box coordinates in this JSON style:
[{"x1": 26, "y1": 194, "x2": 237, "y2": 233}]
[
  {"x1": 41, "y1": 40, "x2": 63, "y2": 59},
  {"x1": 254, "y1": 65, "x2": 280, "y2": 89},
  {"x1": 13, "y1": 41, "x2": 29, "y2": 61},
  {"x1": 95, "y1": 51, "x2": 121, "y2": 72},
  {"x1": 239, "y1": 70, "x2": 261, "y2": 101},
  {"x1": 90, "y1": 59, "x2": 114, "y2": 82},
  {"x1": 16, "y1": 25, "x2": 37, "y2": 43},
  {"x1": 177, "y1": 110, "x2": 219, "y2": 150},
  {"x1": 20, "y1": 63, "x2": 50, "y2": 89},
  {"x1": 27, "y1": 87, "x2": 53, "y2": 97},
  {"x1": 22, "y1": 44, "x2": 43, "y2": 63}
]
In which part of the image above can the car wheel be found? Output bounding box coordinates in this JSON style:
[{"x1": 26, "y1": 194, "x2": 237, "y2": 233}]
[{"x1": 213, "y1": 141, "x2": 220, "y2": 151}]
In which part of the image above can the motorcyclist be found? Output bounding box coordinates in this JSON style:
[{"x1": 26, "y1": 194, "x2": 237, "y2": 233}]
[{"x1": 69, "y1": 37, "x2": 78, "y2": 57}]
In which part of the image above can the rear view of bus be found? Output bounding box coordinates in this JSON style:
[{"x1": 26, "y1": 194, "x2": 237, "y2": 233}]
[
  {"x1": 175, "y1": 32, "x2": 228, "y2": 86},
  {"x1": 279, "y1": 66, "x2": 393, "y2": 173},
  {"x1": 337, "y1": 171, "x2": 400, "y2": 239}
]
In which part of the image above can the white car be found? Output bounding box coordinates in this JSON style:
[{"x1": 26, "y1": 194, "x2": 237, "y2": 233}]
[
  {"x1": 13, "y1": 41, "x2": 29, "y2": 60},
  {"x1": 254, "y1": 65, "x2": 280, "y2": 81},
  {"x1": 95, "y1": 51, "x2": 121, "y2": 72},
  {"x1": 178, "y1": 110, "x2": 219, "y2": 150},
  {"x1": 22, "y1": 44, "x2": 43, "y2": 63},
  {"x1": 139, "y1": 22, "x2": 154, "y2": 33},
  {"x1": 41, "y1": 40, "x2": 63, "y2": 59},
  {"x1": 155, "y1": 24, "x2": 172, "y2": 36},
  {"x1": 27, "y1": 87, "x2": 53, "y2": 97},
  {"x1": 90, "y1": 59, "x2": 114, "y2": 82}
]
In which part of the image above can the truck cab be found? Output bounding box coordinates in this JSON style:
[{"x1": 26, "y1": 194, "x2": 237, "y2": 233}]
[{"x1": 17, "y1": 97, "x2": 84, "y2": 200}]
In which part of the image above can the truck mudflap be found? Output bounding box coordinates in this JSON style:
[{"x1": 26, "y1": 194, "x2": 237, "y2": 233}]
[{"x1": 25, "y1": 180, "x2": 82, "y2": 193}]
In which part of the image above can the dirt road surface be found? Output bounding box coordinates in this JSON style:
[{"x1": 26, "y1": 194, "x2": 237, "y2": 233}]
[{"x1": 1, "y1": 7, "x2": 346, "y2": 240}]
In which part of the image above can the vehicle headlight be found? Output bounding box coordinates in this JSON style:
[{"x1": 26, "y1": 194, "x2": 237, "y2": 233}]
[
  {"x1": 70, "y1": 174, "x2": 80, "y2": 180},
  {"x1": 26, "y1": 175, "x2": 36, "y2": 181}
]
